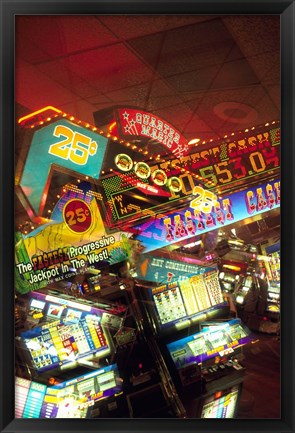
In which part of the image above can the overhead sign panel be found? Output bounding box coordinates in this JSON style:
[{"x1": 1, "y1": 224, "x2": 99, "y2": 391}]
[
  {"x1": 18, "y1": 118, "x2": 108, "y2": 215},
  {"x1": 135, "y1": 178, "x2": 280, "y2": 253},
  {"x1": 99, "y1": 126, "x2": 280, "y2": 229}
]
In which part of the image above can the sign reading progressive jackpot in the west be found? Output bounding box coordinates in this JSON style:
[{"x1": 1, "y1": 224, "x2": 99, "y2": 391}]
[
  {"x1": 18, "y1": 118, "x2": 108, "y2": 215},
  {"x1": 99, "y1": 126, "x2": 280, "y2": 229},
  {"x1": 134, "y1": 178, "x2": 280, "y2": 253},
  {"x1": 15, "y1": 183, "x2": 136, "y2": 292}
]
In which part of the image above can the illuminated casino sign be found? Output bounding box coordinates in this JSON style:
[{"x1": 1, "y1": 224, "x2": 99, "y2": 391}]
[
  {"x1": 14, "y1": 181, "x2": 136, "y2": 293},
  {"x1": 99, "y1": 126, "x2": 280, "y2": 229},
  {"x1": 115, "y1": 108, "x2": 190, "y2": 158},
  {"x1": 136, "y1": 255, "x2": 206, "y2": 284},
  {"x1": 17, "y1": 118, "x2": 108, "y2": 216},
  {"x1": 134, "y1": 178, "x2": 280, "y2": 253}
]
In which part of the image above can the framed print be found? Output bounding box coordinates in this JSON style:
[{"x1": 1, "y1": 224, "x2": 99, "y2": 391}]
[{"x1": 0, "y1": 1, "x2": 294, "y2": 433}]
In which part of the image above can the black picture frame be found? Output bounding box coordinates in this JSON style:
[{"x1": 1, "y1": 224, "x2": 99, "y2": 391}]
[{"x1": 1, "y1": 1, "x2": 294, "y2": 432}]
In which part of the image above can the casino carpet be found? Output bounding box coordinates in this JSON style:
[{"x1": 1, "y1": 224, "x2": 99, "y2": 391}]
[{"x1": 237, "y1": 332, "x2": 280, "y2": 418}]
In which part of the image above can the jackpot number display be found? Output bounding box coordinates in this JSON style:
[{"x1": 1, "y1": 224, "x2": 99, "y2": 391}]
[
  {"x1": 196, "y1": 148, "x2": 279, "y2": 188},
  {"x1": 101, "y1": 145, "x2": 279, "y2": 227}
]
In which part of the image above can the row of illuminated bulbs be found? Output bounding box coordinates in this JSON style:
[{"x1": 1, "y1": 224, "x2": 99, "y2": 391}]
[
  {"x1": 28, "y1": 111, "x2": 279, "y2": 186},
  {"x1": 18, "y1": 111, "x2": 279, "y2": 233}
]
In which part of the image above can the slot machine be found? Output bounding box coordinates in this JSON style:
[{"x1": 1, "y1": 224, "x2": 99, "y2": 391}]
[
  {"x1": 165, "y1": 318, "x2": 252, "y2": 417},
  {"x1": 15, "y1": 364, "x2": 123, "y2": 419},
  {"x1": 15, "y1": 286, "x2": 134, "y2": 419},
  {"x1": 133, "y1": 264, "x2": 253, "y2": 417},
  {"x1": 41, "y1": 364, "x2": 123, "y2": 419},
  {"x1": 233, "y1": 274, "x2": 258, "y2": 312},
  {"x1": 15, "y1": 283, "x2": 179, "y2": 418},
  {"x1": 15, "y1": 287, "x2": 130, "y2": 388},
  {"x1": 266, "y1": 282, "x2": 280, "y2": 318},
  {"x1": 218, "y1": 271, "x2": 239, "y2": 293},
  {"x1": 16, "y1": 290, "x2": 115, "y2": 372},
  {"x1": 196, "y1": 383, "x2": 242, "y2": 418},
  {"x1": 136, "y1": 267, "x2": 229, "y2": 338}
]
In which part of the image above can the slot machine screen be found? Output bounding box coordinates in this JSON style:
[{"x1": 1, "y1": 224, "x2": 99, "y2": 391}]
[
  {"x1": 40, "y1": 364, "x2": 122, "y2": 418},
  {"x1": 266, "y1": 282, "x2": 280, "y2": 313},
  {"x1": 15, "y1": 377, "x2": 47, "y2": 418},
  {"x1": 266, "y1": 303, "x2": 280, "y2": 313},
  {"x1": 152, "y1": 283, "x2": 187, "y2": 325},
  {"x1": 29, "y1": 299, "x2": 46, "y2": 314},
  {"x1": 223, "y1": 281, "x2": 233, "y2": 291},
  {"x1": 15, "y1": 377, "x2": 31, "y2": 418},
  {"x1": 47, "y1": 303, "x2": 64, "y2": 319},
  {"x1": 244, "y1": 276, "x2": 253, "y2": 288},
  {"x1": 167, "y1": 318, "x2": 252, "y2": 369},
  {"x1": 27, "y1": 299, "x2": 46, "y2": 323},
  {"x1": 187, "y1": 335, "x2": 211, "y2": 356},
  {"x1": 206, "y1": 329, "x2": 231, "y2": 349},
  {"x1": 21, "y1": 314, "x2": 110, "y2": 372},
  {"x1": 65, "y1": 309, "x2": 83, "y2": 323},
  {"x1": 151, "y1": 270, "x2": 225, "y2": 329},
  {"x1": 199, "y1": 384, "x2": 241, "y2": 418}
]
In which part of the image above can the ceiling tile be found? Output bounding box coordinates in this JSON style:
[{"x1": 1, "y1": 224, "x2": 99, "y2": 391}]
[
  {"x1": 15, "y1": 60, "x2": 95, "y2": 123},
  {"x1": 107, "y1": 83, "x2": 151, "y2": 105},
  {"x1": 16, "y1": 34, "x2": 52, "y2": 64},
  {"x1": 211, "y1": 58, "x2": 259, "y2": 90},
  {"x1": 99, "y1": 15, "x2": 215, "y2": 39},
  {"x1": 63, "y1": 44, "x2": 155, "y2": 93},
  {"x1": 152, "y1": 104, "x2": 194, "y2": 130},
  {"x1": 223, "y1": 15, "x2": 280, "y2": 57},
  {"x1": 129, "y1": 18, "x2": 244, "y2": 77},
  {"x1": 243, "y1": 88, "x2": 280, "y2": 124},
  {"x1": 15, "y1": 15, "x2": 280, "y2": 143},
  {"x1": 15, "y1": 15, "x2": 118, "y2": 62},
  {"x1": 165, "y1": 66, "x2": 219, "y2": 93},
  {"x1": 182, "y1": 112, "x2": 218, "y2": 135},
  {"x1": 246, "y1": 51, "x2": 280, "y2": 85},
  {"x1": 266, "y1": 85, "x2": 280, "y2": 112},
  {"x1": 36, "y1": 60, "x2": 110, "y2": 100}
]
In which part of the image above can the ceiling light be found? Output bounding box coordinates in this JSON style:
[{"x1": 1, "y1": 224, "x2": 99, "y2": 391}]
[{"x1": 188, "y1": 138, "x2": 200, "y2": 145}]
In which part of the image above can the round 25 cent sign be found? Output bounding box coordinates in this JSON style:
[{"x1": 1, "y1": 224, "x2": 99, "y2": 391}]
[{"x1": 63, "y1": 199, "x2": 93, "y2": 233}]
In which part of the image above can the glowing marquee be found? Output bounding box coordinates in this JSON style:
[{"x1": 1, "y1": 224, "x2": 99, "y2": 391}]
[
  {"x1": 134, "y1": 178, "x2": 280, "y2": 253},
  {"x1": 17, "y1": 118, "x2": 108, "y2": 216},
  {"x1": 99, "y1": 126, "x2": 280, "y2": 228}
]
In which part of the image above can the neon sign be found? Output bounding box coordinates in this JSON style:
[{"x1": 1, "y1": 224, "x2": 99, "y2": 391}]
[
  {"x1": 134, "y1": 179, "x2": 280, "y2": 253},
  {"x1": 136, "y1": 255, "x2": 207, "y2": 283},
  {"x1": 116, "y1": 108, "x2": 189, "y2": 158},
  {"x1": 48, "y1": 124, "x2": 98, "y2": 165},
  {"x1": 99, "y1": 126, "x2": 280, "y2": 228},
  {"x1": 17, "y1": 119, "x2": 108, "y2": 215}
]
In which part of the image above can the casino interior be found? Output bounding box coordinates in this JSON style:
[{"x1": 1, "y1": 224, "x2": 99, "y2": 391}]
[{"x1": 14, "y1": 15, "x2": 280, "y2": 420}]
